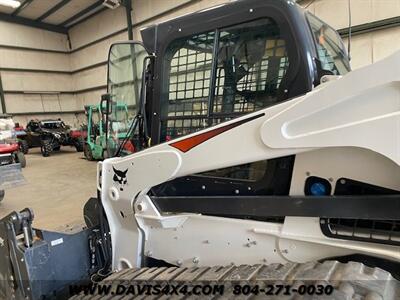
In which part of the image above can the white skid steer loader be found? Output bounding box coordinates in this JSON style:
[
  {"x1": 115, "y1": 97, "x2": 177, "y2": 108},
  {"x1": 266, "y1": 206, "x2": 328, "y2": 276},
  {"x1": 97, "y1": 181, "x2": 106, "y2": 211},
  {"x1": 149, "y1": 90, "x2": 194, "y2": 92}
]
[{"x1": 1, "y1": 0, "x2": 400, "y2": 299}]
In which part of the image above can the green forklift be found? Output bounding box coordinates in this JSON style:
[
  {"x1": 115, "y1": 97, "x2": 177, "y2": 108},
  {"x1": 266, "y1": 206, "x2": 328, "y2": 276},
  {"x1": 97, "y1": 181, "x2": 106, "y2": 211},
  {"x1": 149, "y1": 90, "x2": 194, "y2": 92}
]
[{"x1": 83, "y1": 102, "x2": 131, "y2": 160}]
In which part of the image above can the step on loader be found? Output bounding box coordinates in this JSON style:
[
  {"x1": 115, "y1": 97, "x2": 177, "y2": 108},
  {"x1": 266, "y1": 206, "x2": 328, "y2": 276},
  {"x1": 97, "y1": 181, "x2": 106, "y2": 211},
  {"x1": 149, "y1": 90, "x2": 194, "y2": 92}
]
[{"x1": 1, "y1": 0, "x2": 400, "y2": 299}]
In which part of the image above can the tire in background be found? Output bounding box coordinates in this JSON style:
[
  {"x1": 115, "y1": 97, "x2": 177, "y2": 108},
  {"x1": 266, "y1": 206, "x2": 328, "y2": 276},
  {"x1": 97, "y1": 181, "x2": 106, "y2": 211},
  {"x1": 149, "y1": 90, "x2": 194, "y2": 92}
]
[
  {"x1": 19, "y1": 140, "x2": 29, "y2": 154},
  {"x1": 83, "y1": 143, "x2": 94, "y2": 161},
  {"x1": 40, "y1": 139, "x2": 52, "y2": 157},
  {"x1": 75, "y1": 139, "x2": 84, "y2": 152}
]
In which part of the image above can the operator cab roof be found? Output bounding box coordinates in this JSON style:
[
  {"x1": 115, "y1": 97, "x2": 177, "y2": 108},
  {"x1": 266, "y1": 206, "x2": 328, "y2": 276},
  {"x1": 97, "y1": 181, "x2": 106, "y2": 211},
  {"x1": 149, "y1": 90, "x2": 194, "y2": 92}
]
[{"x1": 140, "y1": 0, "x2": 304, "y2": 54}]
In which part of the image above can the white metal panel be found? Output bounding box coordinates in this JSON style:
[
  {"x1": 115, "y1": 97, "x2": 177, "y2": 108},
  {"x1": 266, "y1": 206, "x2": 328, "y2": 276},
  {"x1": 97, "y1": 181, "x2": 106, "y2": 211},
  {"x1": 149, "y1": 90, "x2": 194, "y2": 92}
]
[
  {"x1": 1, "y1": 71, "x2": 72, "y2": 91},
  {"x1": 372, "y1": 26, "x2": 400, "y2": 63},
  {"x1": 0, "y1": 21, "x2": 68, "y2": 51},
  {"x1": 72, "y1": 65, "x2": 106, "y2": 91},
  {"x1": 0, "y1": 48, "x2": 69, "y2": 71},
  {"x1": 68, "y1": 6, "x2": 127, "y2": 49},
  {"x1": 69, "y1": 32, "x2": 127, "y2": 71},
  {"x1": 44, "y1": 0, "x2": 98, "y2": 25},
  {"x1": 132, "y1": 0, "x2": 193, "y2": 24},
  {"x1": 261, "y1": 51, "x2": 400, "y2": 165},
  {"x1": 74, "y1": 89, "x2": 105, "y2": 107},
  {"x1": 18, "y1": 0, "x2": 63, "y2": 20},
  {"x1": 371, "y1": 0, "x2": 400, "y2": 22}
]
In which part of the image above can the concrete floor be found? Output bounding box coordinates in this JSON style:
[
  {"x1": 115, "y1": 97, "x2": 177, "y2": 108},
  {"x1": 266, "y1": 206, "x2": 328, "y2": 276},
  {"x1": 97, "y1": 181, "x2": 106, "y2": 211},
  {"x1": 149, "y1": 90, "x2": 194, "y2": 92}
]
[{"x1": 0, "y1": 147, "x2": 97, "y2": 230}]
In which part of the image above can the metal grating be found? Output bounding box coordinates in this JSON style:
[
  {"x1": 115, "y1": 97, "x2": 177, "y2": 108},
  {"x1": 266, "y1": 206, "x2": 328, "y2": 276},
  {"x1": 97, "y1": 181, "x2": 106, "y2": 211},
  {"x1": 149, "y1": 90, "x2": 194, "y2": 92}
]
[
  {"x1": 167, "y1": 31, "x2": 214, "y2": 138},
  {"x1": 321, "y1": 218, "x2": 400, "y2": 246},
  {"x1": 164, "y1": 19, "x2": 289, "y2": 140}
]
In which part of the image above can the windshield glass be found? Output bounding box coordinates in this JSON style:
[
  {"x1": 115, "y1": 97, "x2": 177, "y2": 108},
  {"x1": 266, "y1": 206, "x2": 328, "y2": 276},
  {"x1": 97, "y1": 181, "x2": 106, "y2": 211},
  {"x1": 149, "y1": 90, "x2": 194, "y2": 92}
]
[
  {"x1": 307, "y1": 13, "x2": 350, "y2": 75},
  {"x1": 107, "y1": 42, "x2": 148, "y2": 157}
]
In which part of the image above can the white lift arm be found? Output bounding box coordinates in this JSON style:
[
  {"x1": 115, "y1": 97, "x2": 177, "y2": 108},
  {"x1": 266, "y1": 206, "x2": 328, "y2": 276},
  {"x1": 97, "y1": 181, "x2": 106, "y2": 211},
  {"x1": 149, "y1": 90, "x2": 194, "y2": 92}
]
[{"x1": 100, "y1": 50, "x2": 400, "y2": 269}]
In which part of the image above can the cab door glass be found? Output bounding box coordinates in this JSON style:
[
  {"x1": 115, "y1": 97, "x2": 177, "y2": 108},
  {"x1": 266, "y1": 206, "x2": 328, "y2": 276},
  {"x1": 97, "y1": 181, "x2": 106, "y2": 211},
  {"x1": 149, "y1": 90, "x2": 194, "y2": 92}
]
[{"x1": 213, "y1": 19, "x2": 289, "y2": 118}]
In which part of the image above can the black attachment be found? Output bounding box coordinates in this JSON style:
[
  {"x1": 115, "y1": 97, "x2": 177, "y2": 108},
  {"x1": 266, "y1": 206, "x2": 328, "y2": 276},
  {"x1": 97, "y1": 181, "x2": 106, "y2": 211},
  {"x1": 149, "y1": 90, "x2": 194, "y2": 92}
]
[{"x1": 0, "y1": 205, "x2": 105, "y2": 300}]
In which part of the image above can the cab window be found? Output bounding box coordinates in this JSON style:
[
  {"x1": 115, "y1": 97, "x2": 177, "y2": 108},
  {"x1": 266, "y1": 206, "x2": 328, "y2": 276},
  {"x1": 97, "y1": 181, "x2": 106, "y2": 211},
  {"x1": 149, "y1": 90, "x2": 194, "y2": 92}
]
[
  {"x1": 161, "y1": 18, "x2": 290, "y2": 143},
  {"x1": 158, "y1": 17, "x2": 294, "y2": 187}
]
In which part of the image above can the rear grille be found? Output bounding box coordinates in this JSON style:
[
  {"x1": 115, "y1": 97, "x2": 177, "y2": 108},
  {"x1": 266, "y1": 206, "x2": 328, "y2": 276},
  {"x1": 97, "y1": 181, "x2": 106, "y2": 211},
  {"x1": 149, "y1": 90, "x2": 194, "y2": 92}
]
[{"x1": 320, "y1": 218, "x2": 400, "y2": 246}]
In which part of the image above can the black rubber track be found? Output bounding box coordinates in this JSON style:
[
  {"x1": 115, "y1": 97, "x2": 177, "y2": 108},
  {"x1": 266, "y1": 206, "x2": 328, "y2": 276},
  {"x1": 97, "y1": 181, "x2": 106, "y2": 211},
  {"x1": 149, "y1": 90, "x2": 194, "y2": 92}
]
[{"x1": 69, "y1": 261, "x2": 400, "y2": 299}]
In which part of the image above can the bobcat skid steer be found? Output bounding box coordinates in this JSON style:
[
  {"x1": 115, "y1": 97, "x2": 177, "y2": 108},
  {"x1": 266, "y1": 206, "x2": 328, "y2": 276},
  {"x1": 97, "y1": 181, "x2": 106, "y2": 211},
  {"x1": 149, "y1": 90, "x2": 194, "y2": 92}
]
[{"x1": 1, "y1": 0, "x2": 400, "y2": 299}]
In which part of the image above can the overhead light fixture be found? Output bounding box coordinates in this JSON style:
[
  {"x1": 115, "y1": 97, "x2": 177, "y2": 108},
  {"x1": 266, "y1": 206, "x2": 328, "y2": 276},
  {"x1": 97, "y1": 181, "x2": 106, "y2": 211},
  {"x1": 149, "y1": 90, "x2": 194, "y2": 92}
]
[
  {"x1": 0, "y1": 0, "x2": 21, "y2": 9},
  {"x1": 102, "y1": 0, "x2": 120, "y2": 9}
]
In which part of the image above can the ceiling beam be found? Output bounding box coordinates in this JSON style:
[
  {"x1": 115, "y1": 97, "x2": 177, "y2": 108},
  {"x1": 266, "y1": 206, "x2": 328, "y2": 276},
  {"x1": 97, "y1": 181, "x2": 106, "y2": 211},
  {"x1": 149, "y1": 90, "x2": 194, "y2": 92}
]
[
  {"x1": 59, "y1": 0, "x2": 103, "y2": 27},
  {"x1": 0, "y1": 12, "x2": 68, "y2": 34},
  {"x1": 11, "y1": 0, "x2": 35, "y2": 16},
  {"x1": 36, "y1": 0, "x2": 72, "y2": 22}
]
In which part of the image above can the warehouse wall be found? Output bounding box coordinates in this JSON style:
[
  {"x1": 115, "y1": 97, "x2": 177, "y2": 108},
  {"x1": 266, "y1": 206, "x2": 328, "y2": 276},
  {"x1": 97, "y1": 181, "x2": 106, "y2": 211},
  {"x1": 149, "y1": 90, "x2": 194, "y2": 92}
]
[
  {"x1": 1, "y1": 0, "x2": 399, "y2": 127},
  {"x1": 0, "y1": 20, "x2": 84, "y2": 126},
  {"x1": 301, "y1": 0, "x2": 400, "y2": 69},
  {"x1": 66, "y1": 0, "x2": 400, "y2": 117}
]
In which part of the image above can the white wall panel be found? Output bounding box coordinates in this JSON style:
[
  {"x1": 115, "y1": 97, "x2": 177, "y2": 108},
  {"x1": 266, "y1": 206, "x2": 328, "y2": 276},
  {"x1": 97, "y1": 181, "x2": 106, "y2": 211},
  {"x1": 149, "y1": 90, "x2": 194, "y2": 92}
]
[
  {"x1": 0, "y1": 21, "x2": 68, "y2": 51},
  {"x1": 371, "y1": 0, "x2": 400, "y2": 22},
  {"x1": 0, "y1": 0, "x2": 398, "y2": 118},
  {"x1": 68, "y1": 7, "x2": 127, "y2": 49},
  {"x1": 1, "y1": 71, "x2": 72, "y2": 92},
  {"x1": 72, "y1": 66, "x2": 107, "y2": 91},
  {"x1": 74, "y1": 89, "x2": 106, "y2": 107},
  {"x1": 131, "y1": 0, "x2": 193, "y2": 23},
  {"x1": 70, "y1": 32, "x2": 127, "y2": 71},
  {"x1": 0, "y1": 49, "x2": 69, "y2": 71}
]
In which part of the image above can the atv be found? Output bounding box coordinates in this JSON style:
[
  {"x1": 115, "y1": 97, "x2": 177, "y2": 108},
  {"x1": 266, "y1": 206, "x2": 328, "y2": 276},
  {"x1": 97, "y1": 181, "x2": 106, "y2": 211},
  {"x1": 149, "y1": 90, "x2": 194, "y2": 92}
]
[{"x1": 24, "y1": 119, "x2": 84, "y2": 157}]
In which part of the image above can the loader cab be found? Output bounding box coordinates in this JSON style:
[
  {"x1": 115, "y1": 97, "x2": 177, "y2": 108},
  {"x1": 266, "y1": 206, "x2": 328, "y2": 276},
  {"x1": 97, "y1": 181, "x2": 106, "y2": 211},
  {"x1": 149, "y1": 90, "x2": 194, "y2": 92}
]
[{"x1": 105, "y1": 0, "x2": 350, "y2": 198}]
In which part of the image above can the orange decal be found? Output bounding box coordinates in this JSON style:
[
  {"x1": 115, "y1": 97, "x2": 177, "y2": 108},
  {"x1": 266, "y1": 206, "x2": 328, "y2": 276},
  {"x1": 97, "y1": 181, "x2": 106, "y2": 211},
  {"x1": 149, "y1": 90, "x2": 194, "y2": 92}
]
[{"x1": 170, "y1": 113, "x2": 264, "y2": 152}]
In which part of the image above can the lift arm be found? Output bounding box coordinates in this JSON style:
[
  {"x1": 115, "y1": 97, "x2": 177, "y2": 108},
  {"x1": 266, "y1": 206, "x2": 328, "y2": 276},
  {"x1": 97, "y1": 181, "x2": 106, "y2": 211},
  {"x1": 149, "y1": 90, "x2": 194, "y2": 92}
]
[{"x1": 100, "y1": 50, "x2": 400, "y2": 269}]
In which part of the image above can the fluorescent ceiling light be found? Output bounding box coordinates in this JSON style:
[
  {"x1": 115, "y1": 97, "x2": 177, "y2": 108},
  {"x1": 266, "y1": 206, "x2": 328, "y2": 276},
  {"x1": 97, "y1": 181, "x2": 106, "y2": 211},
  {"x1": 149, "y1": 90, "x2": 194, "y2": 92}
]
[{"x1": 0, "y1": 0, "x2": 21, "y2": 9}]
